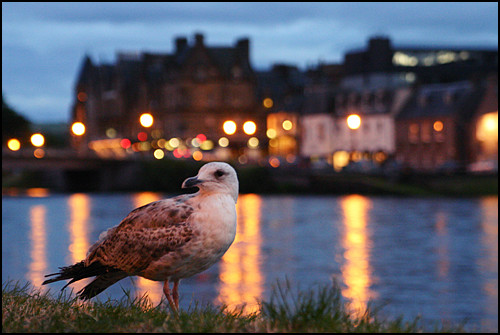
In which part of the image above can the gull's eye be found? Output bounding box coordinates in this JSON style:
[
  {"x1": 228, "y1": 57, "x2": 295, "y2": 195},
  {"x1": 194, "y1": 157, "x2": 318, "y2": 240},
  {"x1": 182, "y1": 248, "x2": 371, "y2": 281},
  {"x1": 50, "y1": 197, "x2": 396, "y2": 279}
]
[{"x1": 214, "y1": 170, "x2": 225, "y2": 178}]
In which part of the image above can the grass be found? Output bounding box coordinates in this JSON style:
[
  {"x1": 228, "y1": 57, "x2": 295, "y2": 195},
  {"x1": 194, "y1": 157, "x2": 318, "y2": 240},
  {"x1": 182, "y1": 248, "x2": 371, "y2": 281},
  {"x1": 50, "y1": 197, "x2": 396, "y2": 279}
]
[{"x1": 2, "y1": 279, "x2": 468, "y2": 333}]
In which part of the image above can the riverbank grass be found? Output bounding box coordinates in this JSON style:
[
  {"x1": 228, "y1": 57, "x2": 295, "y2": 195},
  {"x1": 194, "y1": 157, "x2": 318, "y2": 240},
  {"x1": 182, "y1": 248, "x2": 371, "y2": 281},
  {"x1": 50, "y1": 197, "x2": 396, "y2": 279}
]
[{"x1": 3, "y1": 280, "x2": 466, "y2": 333}]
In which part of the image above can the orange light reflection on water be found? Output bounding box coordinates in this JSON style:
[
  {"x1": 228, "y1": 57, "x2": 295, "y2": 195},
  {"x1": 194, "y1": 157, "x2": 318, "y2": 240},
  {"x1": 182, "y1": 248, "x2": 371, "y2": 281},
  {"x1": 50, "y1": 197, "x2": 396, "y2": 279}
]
[
  {"x1": 131, "y1": 192, "x2": 164, "y2": 305},
  {"x1": 479, "y1": 196, "x2": 498, "y2": 331},
  {"x1": 217, "y1": 193, "x2": 264, "y2": 314},
  {"x1": 67, "y1": 193, "x2": 92, "y2": 293},
  {"x1": 340, "y1": 194, "x2": 375, "y2": 316},
  {"x1": 27, "y1": 205, "x2": 48, "y2": 289}
]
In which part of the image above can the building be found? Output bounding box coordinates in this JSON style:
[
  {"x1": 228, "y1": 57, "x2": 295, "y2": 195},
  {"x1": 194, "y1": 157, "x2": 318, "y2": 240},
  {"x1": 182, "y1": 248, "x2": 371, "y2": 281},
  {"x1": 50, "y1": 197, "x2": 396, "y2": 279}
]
[
  {"x1": 468, "y1": 73, "x2": 498, "y2": 172},
  {"x1": 71, "y1": 33, "x2": 264, "y2": 161},
  {"x1": 343, "y1": 36, "x2": 498, "y2": 88},
  {"x1": 396, "y1": 81, "x2": 485, "y2": 172},
  {"x1": 300, "y1": 64, "x2": 342, "y2": 167},
  {"x1": 299, "y1": 36, "x2": 497, "y2": 172},
  {"x1": 256, "y1": 64, "x2": 305, "y2": 163}
]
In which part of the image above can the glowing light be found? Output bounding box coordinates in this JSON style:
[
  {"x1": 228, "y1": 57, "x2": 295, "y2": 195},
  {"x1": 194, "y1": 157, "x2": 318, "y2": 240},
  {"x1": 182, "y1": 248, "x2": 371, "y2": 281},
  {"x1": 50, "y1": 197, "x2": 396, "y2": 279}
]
[
  {"x1": 139, "y1": 113, "x2": 154, "y2": 128},
  {"x1": 192, "y1": 150, "x2": 203, "y2": 161},
  {"x1": 196, "y1": 133, "x2": 207, "y2": 142},
  {"x1": 169, "y1": 137, "x2": 180, "y2": 148},
  {"x1": 374, "y1": 151, "x2": 388, "y2": 163},
  {"x1": 28, "y1": 205, "x2": 47, "y2": 290},
  {"x1": 347, "y1": 114, "x2": 361, "y2": 130},
  {"x1": 476, "y1": 111, "x2": 498, "y2": 142},
  {"x1": 153, "y1": 149, "x2": 164, "y2": 159},
  {"x1": 333, "y1": 151, "x2": 350, "y2": 172},
  {"x1": 218, "y1": 194, "x2": 263, "y2": 314},
  {"x1": 191, "y1": 138, "x2": 201, "y2": 147},
  {"x1": 106, "y1": 128, "x2": 116, "y2": 138},
  {"x1": 200, "y1": 140, "x2": 214, "y2": 151},
  {"x1": 282, "y1": 120, "x2": 293, "y2": 131},
  {"x1": 137, "y1": 132, "x2": 148, "y2": 141},
  {"x1": 269, "y1": 157, "x2": 280, "y2": 168},
  {"x1": 173, "y1": 148, "x2": 183, "y2": 158},
  {"x1": 247, "y1": 137, "x2": 259, "y2": 148},
  {"x1": 120, "y1": 138, "x2": 131, "y2": 149},
  {"x1": 243, "y1": 121, "x2": 257, "y2": 135},
  {"x1": 7, "y1": 138, "x2": 21, "y2": 151},
  {"x1": 340, "y1": 195, "x2": 374, "y2": 316},
  {"x1": 30, "y1": 133, "x2": 45, "y2": 147},
  {"x1": 218, "y1": 137, "x2": 229, "y2": 147},
  {"x1": 34, "y1": 148, "x2": 45, "y2": 159},
  {"x1": 223, "y1": 120, "x2": 237, "y2": 135},
  {"x1": 433, "y1": 121, "x2": 444, "y2": 132},
  {"x1": 71, "y1": 122, "x2": 86, "y2": 136},
  {"x1": 263, "y1": 98, "x2": 273, "y2": 108},
  {"x1": 266, "y1": 128, "x2": 277, "y2": 139}
]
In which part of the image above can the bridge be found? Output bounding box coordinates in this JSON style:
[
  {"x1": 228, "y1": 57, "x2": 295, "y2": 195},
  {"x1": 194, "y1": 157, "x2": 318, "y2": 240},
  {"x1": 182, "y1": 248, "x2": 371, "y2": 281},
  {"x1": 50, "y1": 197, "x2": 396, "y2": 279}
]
[{"x1": 2, "y1": 149, "x2": 144, "y2": 192}]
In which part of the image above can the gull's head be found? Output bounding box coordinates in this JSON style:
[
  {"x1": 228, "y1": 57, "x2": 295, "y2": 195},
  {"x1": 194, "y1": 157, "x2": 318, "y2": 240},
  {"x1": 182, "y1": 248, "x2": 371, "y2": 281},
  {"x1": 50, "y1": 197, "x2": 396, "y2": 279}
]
[{"x1": 182, "y1": 162, "x2": 239, "y2": 202}]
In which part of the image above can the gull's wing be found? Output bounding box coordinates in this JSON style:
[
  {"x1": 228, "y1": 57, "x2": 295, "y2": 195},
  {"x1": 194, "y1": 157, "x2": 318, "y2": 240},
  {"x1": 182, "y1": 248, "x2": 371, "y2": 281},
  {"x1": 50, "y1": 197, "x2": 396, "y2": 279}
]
[{"x1": 84, "y1": 194, "x2": 196, "y2": 273}]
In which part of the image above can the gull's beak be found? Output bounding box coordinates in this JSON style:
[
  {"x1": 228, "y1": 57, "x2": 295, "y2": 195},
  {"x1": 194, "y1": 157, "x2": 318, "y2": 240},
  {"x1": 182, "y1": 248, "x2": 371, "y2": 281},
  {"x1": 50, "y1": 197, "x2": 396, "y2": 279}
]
[{"x1": 182, "y1": 176, "x2": 203, "y2": 189}]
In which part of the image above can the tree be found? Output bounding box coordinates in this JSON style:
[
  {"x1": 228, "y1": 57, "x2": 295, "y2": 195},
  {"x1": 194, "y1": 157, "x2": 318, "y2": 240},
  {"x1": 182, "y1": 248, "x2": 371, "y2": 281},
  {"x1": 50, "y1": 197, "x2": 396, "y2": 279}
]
[{"x1": 2, "y1": 94, "x2": 31, "y2": 145}]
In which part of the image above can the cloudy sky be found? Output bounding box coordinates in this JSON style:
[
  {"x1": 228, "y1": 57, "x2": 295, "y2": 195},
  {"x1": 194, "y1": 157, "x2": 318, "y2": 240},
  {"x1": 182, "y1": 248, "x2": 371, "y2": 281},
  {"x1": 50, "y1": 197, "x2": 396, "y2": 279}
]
[{"x1": 2, "y1": 2, "x2": 498, "y2": 124}]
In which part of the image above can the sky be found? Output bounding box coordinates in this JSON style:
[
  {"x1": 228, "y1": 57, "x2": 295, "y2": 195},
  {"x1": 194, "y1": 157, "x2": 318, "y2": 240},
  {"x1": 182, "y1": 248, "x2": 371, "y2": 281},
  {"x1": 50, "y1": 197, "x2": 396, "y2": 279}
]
[{"x1": 2, "y1": 2, "x2": 498, "y2": 124}]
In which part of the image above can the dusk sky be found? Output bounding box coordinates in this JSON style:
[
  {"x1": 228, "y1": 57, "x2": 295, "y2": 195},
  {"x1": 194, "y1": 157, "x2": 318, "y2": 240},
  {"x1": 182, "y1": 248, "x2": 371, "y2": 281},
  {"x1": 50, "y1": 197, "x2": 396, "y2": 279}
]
[{"x1": 2, "y1": 2, "x2": 498, "y2": 124}]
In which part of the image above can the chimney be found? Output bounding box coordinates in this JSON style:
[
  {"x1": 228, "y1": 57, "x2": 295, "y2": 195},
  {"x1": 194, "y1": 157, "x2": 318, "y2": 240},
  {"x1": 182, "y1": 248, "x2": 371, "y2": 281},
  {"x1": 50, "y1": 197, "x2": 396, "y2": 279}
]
[
  {"x1": 194, "y1": 33, "x2": 204, "y2": 46},
  {"x1": 175, "y1": 37, "x2": 188, "y2": 54},
  {"x1": 236, "y1": 38, "x2": 249, "y2": 61}
]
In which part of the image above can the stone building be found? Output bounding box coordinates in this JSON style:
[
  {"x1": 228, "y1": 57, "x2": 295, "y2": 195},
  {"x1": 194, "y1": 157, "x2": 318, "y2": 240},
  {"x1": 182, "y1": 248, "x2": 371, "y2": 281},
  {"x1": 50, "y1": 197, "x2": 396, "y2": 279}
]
[{"x1": 71, "y1": 33, "x2": 265, "y2": 160}]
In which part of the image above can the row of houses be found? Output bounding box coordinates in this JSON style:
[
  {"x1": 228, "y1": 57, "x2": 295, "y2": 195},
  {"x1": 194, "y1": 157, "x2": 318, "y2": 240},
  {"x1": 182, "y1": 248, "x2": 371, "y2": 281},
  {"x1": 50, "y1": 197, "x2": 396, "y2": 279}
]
[{"x1": 71, "y1": 34, "x2": 498, "y2": 173}]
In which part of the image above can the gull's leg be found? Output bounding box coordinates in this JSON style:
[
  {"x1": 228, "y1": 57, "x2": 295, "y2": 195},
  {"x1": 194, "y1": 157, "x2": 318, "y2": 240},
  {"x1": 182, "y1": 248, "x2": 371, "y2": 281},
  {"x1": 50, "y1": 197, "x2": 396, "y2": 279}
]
[
  {"x1": 172, "y1": 279, "x2": 180, "y2": 310},
  {"x1": 163, "y1": 280, "x2": 177, "y2": 313}
]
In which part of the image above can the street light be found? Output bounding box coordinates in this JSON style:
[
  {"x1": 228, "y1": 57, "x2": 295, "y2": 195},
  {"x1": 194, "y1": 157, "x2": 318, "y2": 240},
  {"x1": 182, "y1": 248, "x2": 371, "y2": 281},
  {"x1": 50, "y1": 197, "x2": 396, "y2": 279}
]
[
  {"x1": 71, "y1": 122, "x2": 86, "y2": 136},
  {"x1": 30, "y1": 133, "x2": 45, "y2": 147},
  {"x1": 223, "y1": 120, "x2": 237, "y2": 135},
  {"x1": 346, "y1": 114, "x2": 361, "y2": 162},
  {"x1": 7, "y1": 138, "x2": 21, "y2": 151},
  {"x1": 243, "y1": 121, "x2": 257, "y2": 135},
  {"x1": 140, "y1": 113, "x2": 154, "y2": 128},
  {"x1": 347, "y1": 114, "x2": 361, "y2": 130}
]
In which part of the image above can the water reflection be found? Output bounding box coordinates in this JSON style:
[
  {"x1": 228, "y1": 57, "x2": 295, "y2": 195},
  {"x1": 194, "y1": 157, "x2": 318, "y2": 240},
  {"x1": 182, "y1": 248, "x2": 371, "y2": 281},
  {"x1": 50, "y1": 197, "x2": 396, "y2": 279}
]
[
  {"x1": 479, "y1": 197, "x2": 498, "y2": 331},
  {"x1": 340, "y1": 194, "x2": 375, "y2": 314},
  {"x1": 131, "y1": 192, "x2": 164, "y2": 305},
  {"x1": 67, "y1": 193, "x2": 91, "y2": 292},
  {"x1": 27, "y1": 205, "x2": 47, "y2": 289},
  {"x1": 218, "y1": 194, "x2": 264, "y2": 313},
  {"x1": 434, "y1": 211, "x2": 450, "y2": 279},
  {"x1": 3, "y1": 193, "x2": 497, "y2": 330}
]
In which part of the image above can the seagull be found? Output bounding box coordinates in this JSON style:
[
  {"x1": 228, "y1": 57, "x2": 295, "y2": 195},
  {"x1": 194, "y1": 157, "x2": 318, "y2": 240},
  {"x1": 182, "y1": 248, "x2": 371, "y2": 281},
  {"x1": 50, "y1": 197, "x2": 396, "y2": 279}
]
[{"x1": 43, "y1": 162, "x2": 238, "y2": 312}]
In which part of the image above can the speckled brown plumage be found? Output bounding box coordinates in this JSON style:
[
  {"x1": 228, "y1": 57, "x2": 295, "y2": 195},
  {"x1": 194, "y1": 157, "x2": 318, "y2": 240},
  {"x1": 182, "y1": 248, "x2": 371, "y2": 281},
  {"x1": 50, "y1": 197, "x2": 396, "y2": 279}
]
[{"x1": 43, "y1": 162, "x2": 239, "y2": 312}]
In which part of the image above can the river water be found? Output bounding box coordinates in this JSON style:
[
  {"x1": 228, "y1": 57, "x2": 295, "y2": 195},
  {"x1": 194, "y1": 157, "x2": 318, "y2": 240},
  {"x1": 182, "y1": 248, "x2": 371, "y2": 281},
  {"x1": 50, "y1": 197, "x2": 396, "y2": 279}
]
[{"x1": 2, "y1": 190, "x2": 498, "y2": 332}]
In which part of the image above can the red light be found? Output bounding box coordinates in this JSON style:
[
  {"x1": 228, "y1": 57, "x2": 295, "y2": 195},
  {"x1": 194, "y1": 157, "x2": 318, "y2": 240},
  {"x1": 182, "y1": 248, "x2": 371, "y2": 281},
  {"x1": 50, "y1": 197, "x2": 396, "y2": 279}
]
[
  {"x1": 173, "y1": 148, "x2": 183, "y2": 158},
  {"x1": 137, "y1": 132, "x2": 147, "y2": 141},
  {"x1": 120, "y1": 138, "x2": 131, "y2": 149},
  {"x1": 196, "y1": 133, "x2": 207, "y2": 142}
]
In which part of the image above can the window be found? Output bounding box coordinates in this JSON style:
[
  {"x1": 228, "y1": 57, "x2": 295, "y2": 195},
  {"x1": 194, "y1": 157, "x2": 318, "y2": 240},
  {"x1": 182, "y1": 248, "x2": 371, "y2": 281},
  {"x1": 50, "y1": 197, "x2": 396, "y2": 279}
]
[
  {"x1": 433, "y1": 120, "x2": 445, "y2": 142},
  {"x1": 421, "y1": 122, "x2": 432, "y2": 143},
  {"x1": 409, "y1": 123, "x2": 419, "y2": 143}
]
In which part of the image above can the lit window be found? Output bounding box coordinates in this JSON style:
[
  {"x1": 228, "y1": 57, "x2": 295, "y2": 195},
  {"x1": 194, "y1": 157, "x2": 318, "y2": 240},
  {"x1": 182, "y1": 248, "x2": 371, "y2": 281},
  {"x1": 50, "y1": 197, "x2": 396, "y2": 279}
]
[{"x1": 409, "y1": 124, "x2": 419, "y2": 143}]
